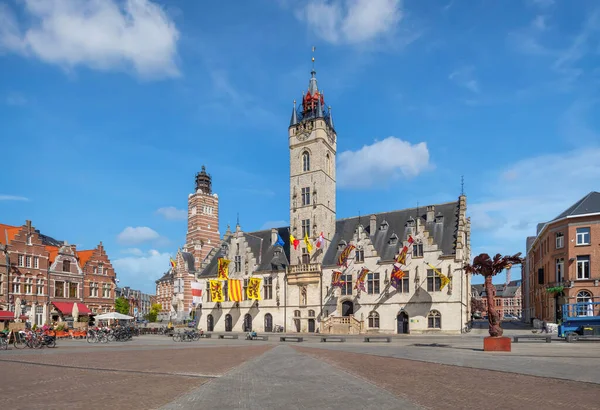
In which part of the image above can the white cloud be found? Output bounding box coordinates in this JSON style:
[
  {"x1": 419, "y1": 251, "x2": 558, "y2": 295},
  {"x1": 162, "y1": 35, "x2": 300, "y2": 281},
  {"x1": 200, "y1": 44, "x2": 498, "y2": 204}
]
[
  {"x1": 121, "y1": 248, "x2": 144, "y2": 256},
  {"x1": 295, "y1": 0, "x2": 402, "y2": 44},
  {"x1": 469, "y1": 148, "x2": 600, "y2": 253},
  {"x1": 0, "y1": 0, "x2": 180, "y2": 79},
  {"x1": 156, "y1": 206, "x2": 187, "y2": 221},
  {"x1": 337, "y1": 137, "x2": 431, "y2": 189},
  {"x1": 113, "y1": 249, "x2": 171, "y2": 293},
  {"x1": 260, "y1": 220, "x2": 289, "y2": 230},
  {"x1": 117, "y1": 226, "x2": 160, "y2": 245},
  {"x1": 449, "y1": 66, "x2": 480, "y2": 93},
  {"x1": 0, "y1": 195, "x2": 29, "y2": 201}
]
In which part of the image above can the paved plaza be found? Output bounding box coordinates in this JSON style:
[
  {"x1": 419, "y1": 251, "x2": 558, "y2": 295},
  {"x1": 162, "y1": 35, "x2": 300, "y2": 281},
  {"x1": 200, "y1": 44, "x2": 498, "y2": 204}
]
[{"x1": 1, "y1": 333, "x2": 599, "y2": 410}]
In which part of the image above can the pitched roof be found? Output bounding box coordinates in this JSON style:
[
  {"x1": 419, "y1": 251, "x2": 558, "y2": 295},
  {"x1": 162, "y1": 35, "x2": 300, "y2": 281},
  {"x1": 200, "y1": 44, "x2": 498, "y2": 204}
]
[
  {"x1": 77, "y1": 249, "x2": 95, "y2": 268},
  {"x1": 181, "y1": 251, "x2": 195, "y2": 272},
  {"x1": 0, "y1": 223, "x2": 20, "y2": 245},
  {"x1": 198, "y1": 227, "x2": 291, "y2": 278},
  {"x1": 551, "y1": 191, "x2": 600, "y2": 221},
  {"x1": 156, "y1": 269, "x2": 174, "y2": 283},
  {"x1": 46, "y1": 246, "x2": 59, "y2": 264},
  {"x1": 322, "y1": 201, "x2": 459, "y2": 267}
]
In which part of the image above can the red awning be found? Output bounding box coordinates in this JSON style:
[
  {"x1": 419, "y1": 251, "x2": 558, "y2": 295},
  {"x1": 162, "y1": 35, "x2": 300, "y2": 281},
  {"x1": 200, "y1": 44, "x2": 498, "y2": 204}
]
[
  {"x1": 52, "y1": 302, "x2": 93, "y2": 315},
  {"x1": 0, "y1": 311, "x2": 15, "y2": 320}
]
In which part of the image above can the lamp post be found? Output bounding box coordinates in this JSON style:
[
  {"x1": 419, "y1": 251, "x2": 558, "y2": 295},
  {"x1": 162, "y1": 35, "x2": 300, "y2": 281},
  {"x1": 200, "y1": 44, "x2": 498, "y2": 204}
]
[{"x1": 21, "y1": 298, "x2": 26, "y2": 323}]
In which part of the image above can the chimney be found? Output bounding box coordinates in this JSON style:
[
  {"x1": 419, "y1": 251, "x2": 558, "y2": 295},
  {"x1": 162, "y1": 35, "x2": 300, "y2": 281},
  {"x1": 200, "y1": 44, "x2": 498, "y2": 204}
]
[
  {"x1": 426, "y1": 205, "x2": 435, "y2": 223},
  {"x1": 271, "y1": 228, "x2": 278, "y2": 245},
  {"x1": 369, "y1": 215, "x2": 377, "y2": 235}
]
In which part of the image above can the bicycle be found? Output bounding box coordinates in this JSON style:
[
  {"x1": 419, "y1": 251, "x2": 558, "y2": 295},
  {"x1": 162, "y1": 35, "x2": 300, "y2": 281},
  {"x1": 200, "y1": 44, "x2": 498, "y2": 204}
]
[{"x1": 463, "y1": 321, "x2": 473, "y2": 333}]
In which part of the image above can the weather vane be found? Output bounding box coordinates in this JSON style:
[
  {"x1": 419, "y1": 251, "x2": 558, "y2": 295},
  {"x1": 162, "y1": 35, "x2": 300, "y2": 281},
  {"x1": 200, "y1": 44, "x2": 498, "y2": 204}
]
[{"x1": 312, "y1": 46, "x2": 316, "y2": 69}]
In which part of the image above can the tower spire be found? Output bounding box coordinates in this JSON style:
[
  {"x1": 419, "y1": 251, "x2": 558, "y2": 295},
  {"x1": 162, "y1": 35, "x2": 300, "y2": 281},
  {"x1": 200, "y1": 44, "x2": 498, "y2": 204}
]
[
  {"x1": 290, "y1": 99, "x2": 298, "y2": 126},
  {"x1": 461, "y1": 175, "x2": 465, "y2": 196}
]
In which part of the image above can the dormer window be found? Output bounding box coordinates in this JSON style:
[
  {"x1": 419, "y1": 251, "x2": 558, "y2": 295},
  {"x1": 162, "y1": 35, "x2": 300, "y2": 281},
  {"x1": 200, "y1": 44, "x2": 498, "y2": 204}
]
[
  {"x1": 388, "y1": 233, "x2": 398, "y2": 245},
  {"x1": 406, "y1": 218, "x2": 415, "y2": 227},
  {"x1": 435, "y1": 213, "x2": 444, "y2": 224},
  {"x1": 379, "y1": 220, "x2": 389, "y2": 231},
  {"x1": 338, "y1": 240, "x2": 347, "y2": 251},
  {"x1": 221, "y1": 243, "x2": 229, "y2": 254},
  {"x1": 274, "y1": 248, "x2": 282, "y2": 257}
]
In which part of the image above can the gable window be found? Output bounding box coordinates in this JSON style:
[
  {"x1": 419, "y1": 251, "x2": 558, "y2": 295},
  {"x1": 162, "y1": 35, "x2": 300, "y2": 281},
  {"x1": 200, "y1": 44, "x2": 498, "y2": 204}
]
[
  {"x1": 27, "y1": 235, "x2": 32, "y2": 245},
  {"x1": 302, "y1": 151, "x2": 310, "y2": 172},
  {"x1": 341, "y1": 274, "x2": 352, "y2": 296},
  {"x1": 413, "y1": 242, "x2": 424, "y2": 258},
  {"x1": 301, "y1": 219, "x2": 310, "y2": 238},
  {"x1": 234, "y1": 256, "x2": 242, "y2": 273},
  {"x1": 427, "y1": 269, "x2": 441, "y2": 292},
  {"x1": 576, "y1": 227, "x2": 590, "y2": 245},
  {"x1": 98, "y1": 264, "x2": 104, "y2": 275},
  {"x1": 388, "y1": 234, "x2": 398, "y2": 245},
  {"x1": 555, "y1": 258, "x2": 564, "y2": 283},
  {"x1": 427, "y1": 310, "x2": 441, "y2": 329},
  {"x1": 355, "y1": 247, "x2": 364, "y2": 263},
  {"x1": 379, "y1": 221, "x2": 388, "y2": 231},
  {"x1": 368, "y1": 311, "x2": 380, "y2": 328},
  {"x1": 63, "y1": 260, "x2": 71, "y2": 272},
  {"x1": 555, "y1": 232, "x2": 564, "y2": 249},
  {"x1": 264, "y1": 277, "x2": 273, "y2": 300},
  {"x1": 367, "y1": 272, "x2": 380, "y2": 294},
  {"x1": 576, "y1": 256, "x2": 590, "y2": 279},
  {"x1": 301, "y1": 187, "x2": 311, "y2": 206}
]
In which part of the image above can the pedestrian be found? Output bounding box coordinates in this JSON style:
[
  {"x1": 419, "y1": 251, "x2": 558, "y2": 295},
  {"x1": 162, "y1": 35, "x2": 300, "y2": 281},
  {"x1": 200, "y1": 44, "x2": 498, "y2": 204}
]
[{"x1": 540, "y1": 319, "x2": 548, "y2": 333}]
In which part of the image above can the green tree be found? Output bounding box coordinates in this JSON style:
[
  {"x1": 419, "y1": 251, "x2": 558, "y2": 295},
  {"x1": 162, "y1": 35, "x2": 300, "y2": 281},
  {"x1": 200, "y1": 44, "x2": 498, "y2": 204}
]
[
  {"x1": 115, "y1": 297, "x2": 130, "y2": 315},
  {"x1": 147, "y1": 303, "x2": 161, "y2": 322}
]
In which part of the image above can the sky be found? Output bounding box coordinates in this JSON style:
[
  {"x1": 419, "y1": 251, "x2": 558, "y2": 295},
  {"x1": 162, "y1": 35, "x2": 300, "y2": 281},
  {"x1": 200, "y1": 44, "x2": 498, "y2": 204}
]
[{"x1": 0, "y1": 0, "x2": 599, "y2": 294}]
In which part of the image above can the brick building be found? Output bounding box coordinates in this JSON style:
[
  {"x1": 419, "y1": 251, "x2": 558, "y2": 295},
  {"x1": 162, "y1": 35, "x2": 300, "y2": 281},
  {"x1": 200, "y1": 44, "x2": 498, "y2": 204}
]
[
  {"x1": 0, "y1": 220, "x2": 118, "y2": 325},
  {"x1": 524, "y1": 192, "x2": 600, "y2": 323},
  {"x1": 115, "y1": 286, "x2": 153, "y2": 319},
  {"x1": 472, "y1": 280, "x2": 522, "y2": 318},
  {"x1": 155, "y1": 269, "x2": 174, "y2": 321}
]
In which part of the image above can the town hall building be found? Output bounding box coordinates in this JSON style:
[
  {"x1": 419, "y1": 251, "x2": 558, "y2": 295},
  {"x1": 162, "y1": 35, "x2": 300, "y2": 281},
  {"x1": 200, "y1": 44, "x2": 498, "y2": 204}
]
[{"x1": 159, "y1": 65, "x2": 472, "y2": 334}]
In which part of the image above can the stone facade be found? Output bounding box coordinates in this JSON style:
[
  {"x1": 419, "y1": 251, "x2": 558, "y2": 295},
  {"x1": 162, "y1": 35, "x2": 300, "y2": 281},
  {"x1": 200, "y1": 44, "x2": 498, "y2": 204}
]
[
  {"x1": 155, "y1": 270, "x2": 174, "y2": 321},
  {"x1": 191, "y1": 67, "x2": 472, "y2": 335},
  {"x1": 524, "y1": 192, "x2": 600, "y2": 323}
]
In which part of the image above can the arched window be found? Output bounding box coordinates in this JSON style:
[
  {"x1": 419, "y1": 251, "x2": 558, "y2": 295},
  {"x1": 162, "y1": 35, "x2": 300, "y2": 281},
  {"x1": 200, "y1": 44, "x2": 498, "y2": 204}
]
[
  {"x1": 308, "y1": 309, "x2": 315, "y2": 317},
  {"x1": 427, "y1": 310, "x2": 441, "y2": 329},
  {"x1": 206, "y1": 314, "x2": 214, "y2": 332},
  {"x1": 368, "y1": 311, "x2": 380, "y2": 328},
  {"x1": 294, "y1": 310, "x2": 301, "y2": 317},
  {"x1": 302, "y1": 151, "x2": 310, "y2": 172},
  {"x1": 326, "y1": 153, "x2": 331, "y2": 175},
  {"x1": 576, "y1": 290, "x2": 594, "y2": 317}
]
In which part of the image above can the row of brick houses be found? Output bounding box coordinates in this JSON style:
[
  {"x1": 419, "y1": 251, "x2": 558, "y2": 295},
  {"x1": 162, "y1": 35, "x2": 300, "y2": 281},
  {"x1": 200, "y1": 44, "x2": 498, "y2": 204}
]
[
  {"x1": 0, "y1": 220, "x2": 117, "y2": 325},
  {"x1": 524, "y1": 192, "x2": 600, "y2": 323},
  {"x1": 471, "y1": 280, "x2": 523, "y2": 318}
]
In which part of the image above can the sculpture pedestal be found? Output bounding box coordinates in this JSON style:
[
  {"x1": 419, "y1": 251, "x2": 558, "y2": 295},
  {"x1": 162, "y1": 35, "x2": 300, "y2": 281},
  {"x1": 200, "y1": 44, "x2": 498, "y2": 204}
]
[{"x1": 483, "y1": 336, "x2": 511, "y2": 352}]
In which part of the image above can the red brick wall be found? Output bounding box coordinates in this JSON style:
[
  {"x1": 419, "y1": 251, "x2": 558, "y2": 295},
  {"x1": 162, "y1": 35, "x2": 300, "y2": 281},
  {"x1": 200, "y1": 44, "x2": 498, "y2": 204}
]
[
  {"x1": 186, "y1": 192, "x2": 220, "y2": 266},
  {"x1": 81, "y1": 242, "x2": 117, "y2": 314}
]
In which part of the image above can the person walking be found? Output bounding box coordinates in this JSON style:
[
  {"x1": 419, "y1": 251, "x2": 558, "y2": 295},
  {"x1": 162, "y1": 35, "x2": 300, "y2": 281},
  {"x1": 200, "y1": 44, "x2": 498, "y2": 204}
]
[{"x1": 540, "y1": 319, "x2": 549, "y2": 333}]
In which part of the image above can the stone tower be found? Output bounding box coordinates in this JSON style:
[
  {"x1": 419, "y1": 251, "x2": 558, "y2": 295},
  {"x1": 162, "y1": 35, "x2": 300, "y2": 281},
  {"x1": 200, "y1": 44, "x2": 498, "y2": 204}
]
[
  {"x1": 185, "y1": 166, "x2": 220, "y2": 267},
  {"x1": 288, "y1": 66, "x2": 337, "y2": 266}
]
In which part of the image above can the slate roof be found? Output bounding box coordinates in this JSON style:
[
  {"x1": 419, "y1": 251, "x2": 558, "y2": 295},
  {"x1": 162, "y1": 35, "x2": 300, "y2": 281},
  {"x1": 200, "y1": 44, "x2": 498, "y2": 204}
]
[
  {"x1": 474, "y1": 280, "x2": 522, "y2": 298},
  {"x1": 551, "y1": 191, "x2": 600, "y2": 221},
  {"x1": 322, "y1": 201, "x2": 459, "y2": 267},
  {"x1": 181, "y1": 251, "x2": 195, "y2": 272},
  {"x1": 156, "y1": 269, "x2": 173, "y2": 284},
  {"x1": 198, "y1": 227, "x2": 291, "y2": 278}
]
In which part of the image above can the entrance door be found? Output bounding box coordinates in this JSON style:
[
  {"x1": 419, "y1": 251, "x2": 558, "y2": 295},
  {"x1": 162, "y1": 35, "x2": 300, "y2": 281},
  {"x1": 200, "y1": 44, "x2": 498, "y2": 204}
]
[
  {"x1": 342, "y1": 301, "x2": 354, "y2": 316},
  {"x1": 225, "y1": 314, "x2": 232, "y2": 332},
  {"x1": 243, "y1": 314, "x2": 252, "y2": 332},
  {"x1": 397, "y1": 312, "x2": 409, "y2": 334},
  {"x1": 207, "y1": 314, "x2": 214, "y2": 332},
  {"x1": 264, "y1": 313, "x2": 273, "y2": 332},
  {"x1": 308, "y1": 318, "x2": 315, "y2": 333}
]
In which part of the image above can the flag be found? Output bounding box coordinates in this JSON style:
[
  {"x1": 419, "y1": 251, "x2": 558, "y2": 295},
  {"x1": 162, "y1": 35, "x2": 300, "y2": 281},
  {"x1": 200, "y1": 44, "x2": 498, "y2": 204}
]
[
  {"x1": 217, "y1": 258, "x2": 230, "y2": 280},
  {"x1": 170, "y1": 257, "x2": 176, "y2": 268},
  {"x1": 395, "y1": 236, "x2": 414, "y2": 265},
  {"x1": 312, "y1": 46, "x2": 316, "y2": 52},
  {"x1": 191, "y1": 281, "x2": 203, "y2": 305},
  {"x1": 331, "y1": 271, "x2": 344, "y2": 287},
  {"x1": 426, "y1": 263, "x2": 451, "y2": 290},
  {"x1": 337, "y1": 244, "x2": 355, "y2": 267},
  {"x1": 228, "y1": 279, "x2": 243, "y2": 302},
  {"x1": 209, "y1": 280, "x2": 224, "y2": 303},
  {"x1": 290, "y1": 234, "x2": 300, "y2": 250},
  {"x1": 316, "y1": 232, "x2": 324, "y2": 248},
  {"x1": 247, "y1": 277, "x2": 262, "y2": 300},
  {"x1": 304, "y1": 233, "x2": 313, "y2": 254},
  {"x1": 390, "y1": 265, "x2": 405, "y2": 289},
  {"x1": 355, "y1": 267, "x2": 369, "y2": 291},
  {"x1": 275, "y1": 234, "x2": 285, "y2": 247}
]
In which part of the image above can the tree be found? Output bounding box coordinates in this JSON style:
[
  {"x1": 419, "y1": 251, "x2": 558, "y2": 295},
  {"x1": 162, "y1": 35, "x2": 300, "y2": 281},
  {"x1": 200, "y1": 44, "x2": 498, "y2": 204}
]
[
  {"x1": 464, "y1": 253, "x2": 524, "y2": 337},
  {"x1": 147, "y1": 303, "x2": 161, "y2": 322},
  {"x1": 115, "y1": 297, "x2": 130, "y2": 315}
]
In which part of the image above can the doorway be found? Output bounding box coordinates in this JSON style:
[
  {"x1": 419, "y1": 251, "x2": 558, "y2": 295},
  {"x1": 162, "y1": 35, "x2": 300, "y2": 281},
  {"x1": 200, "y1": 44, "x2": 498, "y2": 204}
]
[
  {"x1": 342, "y1": 301, "x2": 354, "y2": 316},
  {"x1": 207, "y1": 314, "x2": 214, "y2": 332},
  {"x1": 243, "y1": 314, "x2": 252, "y2": 332},
  {"x1": 397, "y1": 311, "x2": 409, "y2": 334},
  {"x1": 308, "y1": 318, "x2": 315, "y2": 333},
  {"x1": 264, "y1": 313, "x2": 273, "y2": 332},
  {"x1": 225, "y1": 314, "x2": 232, "y2": 332}
]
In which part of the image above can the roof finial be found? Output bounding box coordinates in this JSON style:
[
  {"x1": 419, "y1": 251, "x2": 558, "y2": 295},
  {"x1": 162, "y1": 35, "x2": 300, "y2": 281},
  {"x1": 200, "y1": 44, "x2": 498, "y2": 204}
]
[
  {"x1": 312, "y1": 46, "x2": 316, "y2": 70},
  {"x1": 236, "y1": 212, "x2": 240, "y2": 226},
  {"x1": 461, "y1": 175, "x2": 465, "y2": 196}
]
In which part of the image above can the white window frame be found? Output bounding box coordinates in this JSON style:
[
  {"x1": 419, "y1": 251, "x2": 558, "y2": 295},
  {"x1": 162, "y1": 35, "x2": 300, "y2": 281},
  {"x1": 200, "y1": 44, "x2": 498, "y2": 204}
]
[
  {"x1": 555, "y1": 232, "x2": 564, "y2": 249},
  {"x1": 556, "y1": 258, "x2": 564, "y2": 283},
  {"x1": 33, "y1": 256, "x2": 39, "y2": 269},
  {"x1": 576, "y1": 256, "x2": 590, "y2": 280},
  {"x1": 576, "y1": 227, "x2": 590, "y2": 245},
  {"x1": 18, "y1": 254, "x2": 24, "y2": 267}
]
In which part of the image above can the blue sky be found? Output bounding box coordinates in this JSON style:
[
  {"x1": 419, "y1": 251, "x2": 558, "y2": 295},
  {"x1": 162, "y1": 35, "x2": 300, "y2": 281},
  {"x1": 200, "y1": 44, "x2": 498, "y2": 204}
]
[{"x1": 0, "y1": 0, "x2": 598, "y2": 293}]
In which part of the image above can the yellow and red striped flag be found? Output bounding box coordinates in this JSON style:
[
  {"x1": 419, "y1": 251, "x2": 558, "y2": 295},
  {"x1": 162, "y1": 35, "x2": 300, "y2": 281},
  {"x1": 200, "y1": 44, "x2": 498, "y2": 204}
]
[{"x1": 228, "y1": 279, "x2": 243, "y2": 302}]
